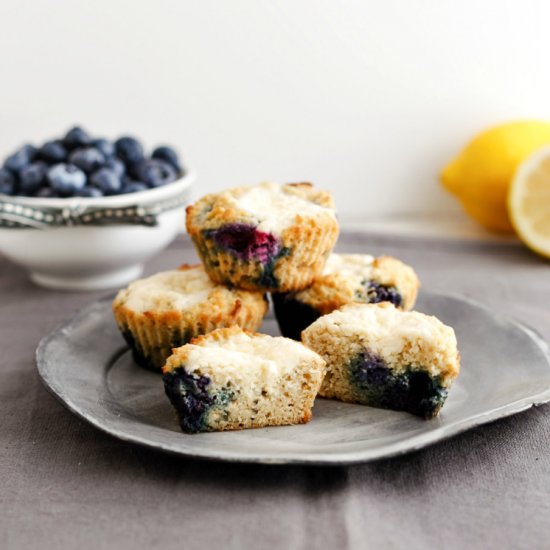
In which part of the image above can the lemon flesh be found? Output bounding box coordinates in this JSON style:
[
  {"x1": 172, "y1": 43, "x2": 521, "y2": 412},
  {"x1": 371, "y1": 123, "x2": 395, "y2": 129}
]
[
  {"x1": 509, "y1": 146, "x2": 550, "y2": 258},
  {"x1": 441, "y1": 121, "x2": 550, "y2": 233}
]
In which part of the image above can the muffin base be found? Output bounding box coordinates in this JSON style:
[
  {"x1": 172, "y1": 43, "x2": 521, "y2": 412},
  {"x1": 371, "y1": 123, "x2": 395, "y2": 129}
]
[
  {"x1": 272, "y1": 293, "x2": 322, "y2": 341},
  {"x1": 120, "y1": 327, "x2": 193, "y2": 372}
]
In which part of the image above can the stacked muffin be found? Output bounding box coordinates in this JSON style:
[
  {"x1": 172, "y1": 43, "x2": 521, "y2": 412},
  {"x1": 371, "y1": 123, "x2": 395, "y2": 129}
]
[
  {"x1": 113, "y1": 181, "x2": 460, "y2": 433},
  {"x1": 185, "y1": 182, "x2": 339, "y2": 291}
]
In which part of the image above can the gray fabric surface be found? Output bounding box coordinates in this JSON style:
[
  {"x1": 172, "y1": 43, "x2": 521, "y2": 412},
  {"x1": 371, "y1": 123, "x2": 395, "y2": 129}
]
[{"x1": 2, "y1": 233, "x2": 550, "y2": 550}]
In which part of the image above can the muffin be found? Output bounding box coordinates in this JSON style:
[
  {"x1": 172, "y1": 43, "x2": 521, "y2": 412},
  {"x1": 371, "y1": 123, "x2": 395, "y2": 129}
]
[
  {"x1": 302, "y1": 302, "x2": 460, "y2": 418},
  {"x1": 185, "y1": 182, "x2": 339, "y2": 292},
  {"x1": 162, "y1": 326, "x2": 327, "y2": 433},
  {"x1": 273, "y1": 253, "x2": 420, "y2": 340},
  {"x1": 112, "y1": 265, "x2": 268, "y2": 371}
]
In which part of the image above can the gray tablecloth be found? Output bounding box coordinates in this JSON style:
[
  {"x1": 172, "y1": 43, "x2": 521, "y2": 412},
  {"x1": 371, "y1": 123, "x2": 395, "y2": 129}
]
[{"x1": 2, "y1": 233, "x2": 550, "y2": 550}]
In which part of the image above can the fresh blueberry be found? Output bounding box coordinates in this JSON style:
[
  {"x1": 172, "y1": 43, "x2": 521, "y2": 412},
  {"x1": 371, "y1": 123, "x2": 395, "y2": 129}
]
[
  {"x1": 121, "y1": 173, "x2": 144, "y2": 187},
  {"x1": 69, "y1": 147, "x2": 106, "y2": 173},
  {"x1": 104, "y1": 157, "x2": 125, "y2": 177},
  {"x1": 92, "y1": 138, "x2": 115, "y2": 158},
  {"x1": 125, "y1": 160, "x2": 144, "y2": 180},
  {"x1": 34, "y1": 186, "x2": 59, "y2": 198},
  {"x1": 21, "y1": 143, "x2": 37, "y2": 158},
  {"x1": 89, "y1": 168, "x2": 122, "y2": 195},
  {"x1": 135, "y1": 159, "x2": 177, "y2": 188},
  {"x1": 63, "y1": 126, "x2": 92, "y2": 149},
  {"x1": 38, "y1": 140, "x2": 68, "y2": 163},
  {"x1": 121, "y1": 181, "x2": 148, "y2": 194},
  {"x1": 121, "y1": 174, "x2": 133, "y2": 186},
  {"x1": 0, "y1": 168, "x2": 16, "y2": 195},
  {"x1": 4, "y1": 145, "x2": 34, "y2": 173},
  {"x1": 19, "y1": 162, "x2": 48, "y2": 195},
  {"x1": 76, "y1": 186, "x2": 104, "y2": 198},
  {"x1": 47, "y1": 163, "x2": 86, "y2": 196},
  {"x1": 152, "y1": 146, "x2": 182, "y2": 174},
  {"x1": 114, "y1": 136, "x2": 144, "y2": 164}
]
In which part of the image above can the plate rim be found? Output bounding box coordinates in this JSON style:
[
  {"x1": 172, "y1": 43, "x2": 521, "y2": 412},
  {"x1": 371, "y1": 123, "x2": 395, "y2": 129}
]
[{"x1": 36, "y1": 291, "x2": 550, "y2": 466}]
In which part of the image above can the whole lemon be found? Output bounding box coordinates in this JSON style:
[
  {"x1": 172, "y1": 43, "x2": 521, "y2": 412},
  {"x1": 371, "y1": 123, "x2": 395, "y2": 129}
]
[{"x1": 440, "y1": 120, "x2": 550, "y2": 233}]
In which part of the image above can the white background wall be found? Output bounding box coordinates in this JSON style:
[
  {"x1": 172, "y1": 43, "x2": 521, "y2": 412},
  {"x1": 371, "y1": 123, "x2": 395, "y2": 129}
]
[{"x1": 1, "y1": 0, "x2": 549, "y2": 221}]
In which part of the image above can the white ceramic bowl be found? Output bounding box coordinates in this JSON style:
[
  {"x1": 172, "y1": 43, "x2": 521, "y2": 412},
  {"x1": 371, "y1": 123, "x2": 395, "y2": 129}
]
[{"x1": 0, "y1": 172, "x2": 195, "y2": 290}]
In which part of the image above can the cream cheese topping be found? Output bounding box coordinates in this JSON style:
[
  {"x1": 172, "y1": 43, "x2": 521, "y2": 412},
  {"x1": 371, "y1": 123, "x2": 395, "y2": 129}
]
[
  {"x1": 323, "y1": 254, "x2": 375, "y2": 276},
  {"x1": 184, "y1": 331, "x2": 322, "y2": 392},
  {"x1": 232, "y1": 182, "x2": 336, "y2": 233},
  {"x1": 304, "y1": 303, "x2": 458, "y2": 373},
  {"x1": 321, "y1": 253, "x2": 375, "y2": 287},
  {"x1": 120, "y1": 268, "x2": 215, "y2": 313}
]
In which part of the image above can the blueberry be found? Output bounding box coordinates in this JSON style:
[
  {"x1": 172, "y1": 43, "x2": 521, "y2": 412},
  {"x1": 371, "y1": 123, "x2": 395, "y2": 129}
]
[
  {"x1": 125, "y1": 160, "x2": 149, "y2": 180},
  {"x1": 152, "y1": 146, "x2": 182, "y2": 174},
  {"x1": 92, "y1": 138, "x2": 115, "y2": 158},
  {"x1": 104, "y1": 157, "x2": 125, "y2": 177},
  {"x1": 63, "y1": 126, "x2": 92, "y2": 149},
  {"x1": 46, "y1": 163, "x2": 86, "y2": 196},
  {"x1": 19, "y1": 162, "x2": 48, "y2": 195},
  {"x1": 21, "y1": 144, "x2": 37, "y2": 158},
  {"x1": 121, "y1": 174, "x2": 133, "y2": 186},
  {"x1": 4, "y1": 145, "x2": 34, "y2": 173},
  {"x1": 135, "y1": 159, "x2": 177, "y2": 187},
  {"x1": 121, "y1": 181, "x2": 148, "y2": 194},
  {"x1": 114, "y1": 136, "x2": 144, "y2": 164},
  {"x1": 349, "y1": 351, "x2": 448, "y2": 418},
  {"x1": 34, "y1": 186, "x2": 59, "y2": 198},
  {"x1": 210, "y1": 223, "x2": 280, "y2": 263},
  {"x1": 365, "y1": 282, "x2": 403, "y2": 308},
  {"x1": 76, "y1": 186, "x2": 104, "y2": 198},
  {"x1": 89, "y1": 168, "x2": 122, "y2": 195},
  {"x1": 163, "y1": 368, "x2": 214, "y2": 433},
  {"x1": 0, "y1": 168, "x2": 16, "y2": 195},
  {"x1": 69, "y1": 147, "x2": 106, "y2": 173},
  {"x1": 38, "y1": 140, "x2": 68, "y2": 163}
]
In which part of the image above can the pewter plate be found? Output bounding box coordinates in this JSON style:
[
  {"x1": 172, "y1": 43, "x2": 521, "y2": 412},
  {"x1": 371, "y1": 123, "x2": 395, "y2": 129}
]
[{"x1": 36, "y1": 292, "x2": 550, "y2": 465}]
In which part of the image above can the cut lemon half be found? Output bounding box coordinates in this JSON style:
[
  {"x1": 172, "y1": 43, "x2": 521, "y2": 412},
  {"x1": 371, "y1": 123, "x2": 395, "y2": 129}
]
[{"x1": 508, "y1": 145, "x2": 550, "y2": 258}]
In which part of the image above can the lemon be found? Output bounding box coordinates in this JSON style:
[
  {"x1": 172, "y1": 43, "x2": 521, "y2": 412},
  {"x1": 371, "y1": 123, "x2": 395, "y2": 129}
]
[
  {"x1": 440, "y1": 121, "x2": 550, "y2": 233},
  {"x1": 508, "y1": 145, "x2": 550, "y2": 258}
]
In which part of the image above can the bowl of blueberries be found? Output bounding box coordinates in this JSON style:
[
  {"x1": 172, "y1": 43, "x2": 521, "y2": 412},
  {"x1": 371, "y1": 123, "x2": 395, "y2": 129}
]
[{"x1": 0, "y1": 126, "x2": 194, "y2": 290}]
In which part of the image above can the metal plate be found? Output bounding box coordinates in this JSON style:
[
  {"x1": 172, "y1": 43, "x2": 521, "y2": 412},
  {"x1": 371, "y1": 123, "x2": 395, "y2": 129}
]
[{"x1": 36, "y1": 292, "x2": 550, "y2": 465}]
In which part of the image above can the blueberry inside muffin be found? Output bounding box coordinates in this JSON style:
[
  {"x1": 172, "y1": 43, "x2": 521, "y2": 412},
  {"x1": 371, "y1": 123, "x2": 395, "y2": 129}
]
[
  {"x1": 273, "y1": 253, "x2": 420, "y2": 340},
  {"x1": 204, "y1": 222, "x2": 288, "y2": 288},
  {"x1": 302, "y1": 302, "x2": 460, "y2": 419},
  {"x1": 162, "y1": 326, "x2": 327, "y2": 433},
  {"x1": 207, "y1": 223, "x2": 281, "y2": 263},
  {"x1": 162, "y1": 368, "x2": 216, "y2": 433},
  {"x1": 186, "y1": 182, "x2": 339, "y2": 292},
  {"x1": 348, "y1": 350, "x2": 449, "y2": 418}
]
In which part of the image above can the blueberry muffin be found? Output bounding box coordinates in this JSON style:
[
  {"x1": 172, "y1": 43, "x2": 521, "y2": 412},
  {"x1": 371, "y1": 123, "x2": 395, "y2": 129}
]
[
  {"x1": 162, "y1": 326, "x2": 327, "y2": 433},
  {"x1": 273, "y1": 253, "x2": 420, "y2": 340},
  {"x1": 185, "y1": 182, "x2": 339, "y2": 292},
  {"x1": 112, "y1": 265, "x2": 268, "y2": 371},
  {"x1": 302, "y1": 302, "x2": 460, "y2": 418}
]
